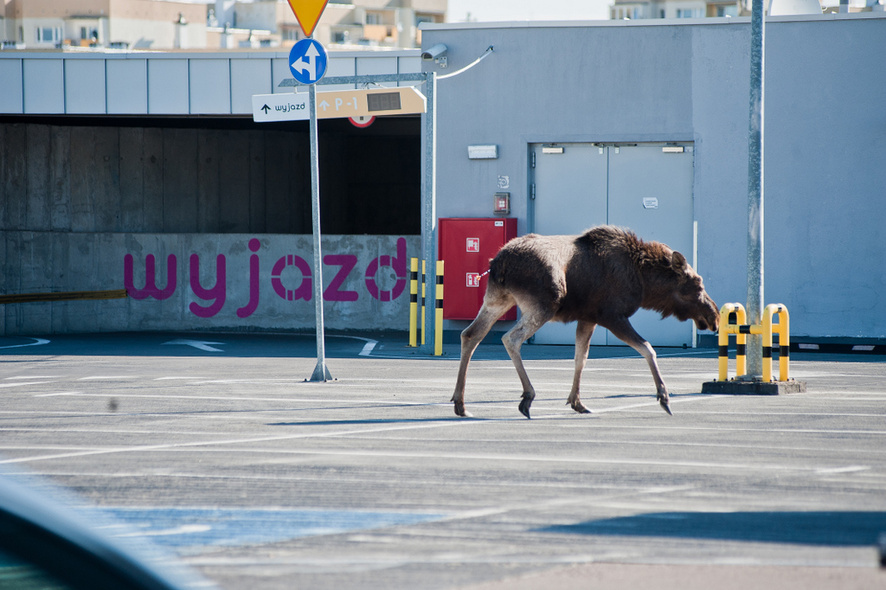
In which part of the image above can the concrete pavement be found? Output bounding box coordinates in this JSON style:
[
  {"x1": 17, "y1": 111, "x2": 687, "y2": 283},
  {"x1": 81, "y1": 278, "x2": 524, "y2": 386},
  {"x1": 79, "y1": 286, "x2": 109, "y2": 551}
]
[{"x1": 1, "y1": 332, "x2": 884, "y2": 589}]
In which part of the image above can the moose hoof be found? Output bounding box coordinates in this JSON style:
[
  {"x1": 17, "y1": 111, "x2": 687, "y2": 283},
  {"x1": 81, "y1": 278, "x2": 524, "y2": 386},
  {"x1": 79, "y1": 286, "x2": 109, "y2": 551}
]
[
  {"x1": 571, "y1": 402, "x2": 592, "y2": 415},
  {"x1": 453, "y1": 400, "x2": 472, "y2": 418},
  {"x1": 518, "y1": 392, "x2": 534, "y2": 419},
  {"x1": 656, "y1": 391, "x2": 673, "y2": 415}
]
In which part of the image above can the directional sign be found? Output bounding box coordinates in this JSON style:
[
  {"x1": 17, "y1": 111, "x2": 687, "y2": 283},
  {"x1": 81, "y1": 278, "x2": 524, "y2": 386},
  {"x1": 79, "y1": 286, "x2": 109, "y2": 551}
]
[
  {"x1": 315, "y1": 87, "x2": 426, "y2": 119},
  {"x1": 252, "y1": 87, "x2": 426, "y2": 123},
  {"x1": 252, "y1": 92, "x2": 308, "y2": 123},
  {"x1": 289, "y1": 38, "x2": 327, "y2": 85},
  {"x1": 286, "y1": 0, "x2": 329, "y2": 38}
]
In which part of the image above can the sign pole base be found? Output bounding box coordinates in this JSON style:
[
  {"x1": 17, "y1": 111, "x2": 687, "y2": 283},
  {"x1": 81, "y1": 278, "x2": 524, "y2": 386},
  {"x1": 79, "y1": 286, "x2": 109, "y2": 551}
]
[{"x1": 309, "y1": 360, "x2": 333, "y2": 382}]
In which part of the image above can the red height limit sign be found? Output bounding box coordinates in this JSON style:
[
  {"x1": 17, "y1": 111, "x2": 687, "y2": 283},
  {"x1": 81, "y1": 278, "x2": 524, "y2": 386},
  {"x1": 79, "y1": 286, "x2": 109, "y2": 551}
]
[{"x1": 287, "y1": 0, "x2": 330, "y2": 37}]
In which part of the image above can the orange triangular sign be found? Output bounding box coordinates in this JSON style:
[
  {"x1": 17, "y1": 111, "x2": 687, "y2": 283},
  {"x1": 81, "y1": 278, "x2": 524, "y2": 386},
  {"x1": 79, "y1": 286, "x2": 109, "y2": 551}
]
[{"x1": 287, "y1": 0, "x2": 330, "y2": 38}]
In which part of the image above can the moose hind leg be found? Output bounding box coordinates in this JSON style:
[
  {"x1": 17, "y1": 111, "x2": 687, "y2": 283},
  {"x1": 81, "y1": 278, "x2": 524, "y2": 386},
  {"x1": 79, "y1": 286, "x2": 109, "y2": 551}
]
[
  {"x1": 604, "y1": 317, "x2": 673, "y2": 416},
  {"x1": 502, "y1": 304, "x2": 553, "y2": 419},
  {"x1": 452, "y1": 298, "x2": 513, "y2": 417}
]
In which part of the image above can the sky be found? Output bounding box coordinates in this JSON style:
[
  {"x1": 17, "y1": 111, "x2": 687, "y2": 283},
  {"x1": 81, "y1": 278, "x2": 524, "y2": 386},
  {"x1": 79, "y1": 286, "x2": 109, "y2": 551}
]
[{"x1": 446, "y1": 0, "x2": 614, "y2": 22}]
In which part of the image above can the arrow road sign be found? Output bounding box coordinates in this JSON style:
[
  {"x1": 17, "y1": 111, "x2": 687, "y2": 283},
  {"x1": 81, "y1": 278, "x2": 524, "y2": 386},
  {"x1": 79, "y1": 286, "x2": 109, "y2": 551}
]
[{"x1": 289, "y1": 38, "x2": 327, "y2": 85}]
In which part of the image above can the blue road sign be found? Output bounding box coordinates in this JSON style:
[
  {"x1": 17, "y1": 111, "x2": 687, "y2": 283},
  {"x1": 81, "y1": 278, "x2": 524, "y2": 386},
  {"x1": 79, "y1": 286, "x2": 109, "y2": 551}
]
[{"x1": 289, "y1": 38, "x2": 328, "y2": 85}]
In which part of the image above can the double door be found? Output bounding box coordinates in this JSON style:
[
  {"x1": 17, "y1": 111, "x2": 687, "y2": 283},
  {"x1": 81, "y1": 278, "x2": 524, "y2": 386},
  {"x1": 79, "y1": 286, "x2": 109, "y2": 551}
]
[{"x1": 529, "y1": 142, "x2": 695, "y2": 346}]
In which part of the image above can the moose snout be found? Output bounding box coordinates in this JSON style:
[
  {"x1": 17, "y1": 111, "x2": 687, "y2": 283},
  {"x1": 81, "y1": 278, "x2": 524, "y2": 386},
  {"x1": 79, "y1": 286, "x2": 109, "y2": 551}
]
[{"x1": 696, "y1": 295, "x2": 720, "y2": 332}]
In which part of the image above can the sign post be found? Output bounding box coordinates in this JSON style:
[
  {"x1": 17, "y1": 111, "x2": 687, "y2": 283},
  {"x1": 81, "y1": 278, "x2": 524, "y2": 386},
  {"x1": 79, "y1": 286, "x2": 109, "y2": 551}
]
[
  {"x1": 257, "y1": 69, "x2": 439, "y2": 358},
  {"x1": 287, "y1": 1, "x2": 331, "y2": 381}
]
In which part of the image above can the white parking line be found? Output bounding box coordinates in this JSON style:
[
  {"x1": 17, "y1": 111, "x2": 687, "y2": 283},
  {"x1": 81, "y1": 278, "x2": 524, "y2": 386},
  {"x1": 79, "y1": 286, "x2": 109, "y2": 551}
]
[
  {"x1": 0, "y1": 420, "x2": 480, "y2": 465},
  {"x1": 0, "y1": 337, "x2": 50, "y2": 350}
]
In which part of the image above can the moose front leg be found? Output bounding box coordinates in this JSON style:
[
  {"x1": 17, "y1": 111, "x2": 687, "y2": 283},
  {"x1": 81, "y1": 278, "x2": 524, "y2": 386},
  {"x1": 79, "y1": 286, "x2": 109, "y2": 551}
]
[
  {"x1": 604, "y1": 317, "x2": 673, "y2": 416},
  {"x1": 636, "y1": 340, "x2": 672, "y2": 415},
  {"x1": 566, "y1": 320, "x2": 595, "y2": 414}
]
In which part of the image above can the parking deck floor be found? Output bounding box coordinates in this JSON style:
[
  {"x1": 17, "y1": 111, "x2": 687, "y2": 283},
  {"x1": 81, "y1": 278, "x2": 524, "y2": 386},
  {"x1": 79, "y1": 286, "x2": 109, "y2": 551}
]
[{"x1": 1, "y1": 332, "x2": 884, "y2": 589}]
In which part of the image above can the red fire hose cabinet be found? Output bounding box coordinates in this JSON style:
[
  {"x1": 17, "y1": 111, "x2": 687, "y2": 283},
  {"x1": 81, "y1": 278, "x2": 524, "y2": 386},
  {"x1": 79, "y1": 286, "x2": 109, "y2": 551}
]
[{"x1": 438, "y1": 218, "x2": 518, "y2": 321}]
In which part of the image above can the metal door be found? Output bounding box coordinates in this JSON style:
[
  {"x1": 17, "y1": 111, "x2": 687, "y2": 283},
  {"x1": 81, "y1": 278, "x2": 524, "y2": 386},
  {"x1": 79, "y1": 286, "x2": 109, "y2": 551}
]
[
  {"x1": 529, "y1": 142, "x2": 695, "y2": 347},
  {"x1": 529, "y1": 144, "x2": 608, "y2": 345}
]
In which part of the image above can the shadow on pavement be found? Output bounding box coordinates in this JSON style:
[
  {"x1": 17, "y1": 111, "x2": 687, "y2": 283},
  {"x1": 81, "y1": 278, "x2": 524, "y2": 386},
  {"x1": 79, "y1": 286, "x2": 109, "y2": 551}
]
[{"x1": 539, "y1": 511, "x2": 886, "y2": 547}]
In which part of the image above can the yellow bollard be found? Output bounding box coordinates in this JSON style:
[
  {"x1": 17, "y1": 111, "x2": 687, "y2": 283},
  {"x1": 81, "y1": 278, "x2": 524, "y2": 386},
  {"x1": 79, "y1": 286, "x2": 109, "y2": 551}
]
[
  {"x1": 408, "y1": 258, "x2": 419, "y2": 347},
  {"x1": 421, "y1": 260, "x2": 426, "y2": 346},
  {"x1": 762, "y1": 303, "x2": 790, "y2": 382},
  {"x1": 435, "y1": 260, "x2": 444, "y2": 356},
  {"x1": 718, "y1": 303, "x2": 747, "y2": 381},
  {"x1": 716, "y1": 302, "x2": 791, "y2": 382}
]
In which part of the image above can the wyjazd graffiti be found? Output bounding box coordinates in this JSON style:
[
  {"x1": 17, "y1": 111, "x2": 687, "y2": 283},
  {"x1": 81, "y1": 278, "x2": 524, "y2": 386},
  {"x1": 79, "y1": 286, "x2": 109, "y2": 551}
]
[{"x1": 124, "y1": 237, "x2": 407, "y2": 318}]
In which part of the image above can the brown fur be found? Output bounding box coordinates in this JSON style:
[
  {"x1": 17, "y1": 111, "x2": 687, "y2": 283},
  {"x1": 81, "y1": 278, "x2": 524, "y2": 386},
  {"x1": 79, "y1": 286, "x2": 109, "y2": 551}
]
[{"x1": 451, "y1": 225, "x2": 719, "y2": 418}]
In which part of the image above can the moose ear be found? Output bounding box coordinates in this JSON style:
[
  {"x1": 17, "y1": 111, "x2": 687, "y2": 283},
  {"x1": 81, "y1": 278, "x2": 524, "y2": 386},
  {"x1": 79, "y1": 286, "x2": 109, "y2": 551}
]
[{"x1": 671, "y1": 251, "x2": 687, "y2": 270}]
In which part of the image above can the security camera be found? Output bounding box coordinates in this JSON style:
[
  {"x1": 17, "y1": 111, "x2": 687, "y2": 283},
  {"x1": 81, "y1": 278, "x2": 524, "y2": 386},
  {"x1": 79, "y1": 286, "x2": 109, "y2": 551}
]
[{"x1": 421, "y1": 43, "x2": 448, "y2": 61}]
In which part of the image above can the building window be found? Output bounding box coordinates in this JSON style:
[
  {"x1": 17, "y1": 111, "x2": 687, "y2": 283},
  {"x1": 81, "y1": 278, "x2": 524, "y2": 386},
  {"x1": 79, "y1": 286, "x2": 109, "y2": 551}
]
[
  {"x1": 676, "y1": 8, "x2": 703, "y2": 17},
  {"x1": 366, "y1": 12, "x2": 381, "y2": 25},
  {"x1": 36, "y1": 26, "x2": 62, "y2": 43}
]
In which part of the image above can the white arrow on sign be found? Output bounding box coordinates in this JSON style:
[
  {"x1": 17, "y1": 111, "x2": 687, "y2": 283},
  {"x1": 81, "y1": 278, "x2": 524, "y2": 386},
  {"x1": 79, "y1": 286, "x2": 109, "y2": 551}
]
[
  {"x1": 162, "y1": 339, "x2": 224, "y2": 352},
  {"x1": 291, "y1": 42, "x2": 320, "y2": 81}
]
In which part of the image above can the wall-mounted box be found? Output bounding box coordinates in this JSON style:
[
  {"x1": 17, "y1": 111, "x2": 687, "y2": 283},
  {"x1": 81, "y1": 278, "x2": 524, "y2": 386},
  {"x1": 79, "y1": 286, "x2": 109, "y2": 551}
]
[{"x1": 439, "y1": 217, "x2": 518, "y2": 321}]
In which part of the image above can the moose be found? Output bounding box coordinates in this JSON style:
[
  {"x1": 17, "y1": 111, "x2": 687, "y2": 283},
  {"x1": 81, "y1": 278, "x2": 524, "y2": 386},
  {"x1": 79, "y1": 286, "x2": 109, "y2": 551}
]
[{"x1": 451, "y1": 225, "x2": 719, "y2": 418}]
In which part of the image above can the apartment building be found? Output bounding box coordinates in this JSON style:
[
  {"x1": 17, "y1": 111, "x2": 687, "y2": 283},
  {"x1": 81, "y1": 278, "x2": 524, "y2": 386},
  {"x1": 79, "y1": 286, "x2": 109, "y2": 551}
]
[
  {"x1": 222, "y1": 0, "x2": 447, "y2": 48},
  {"x1": 1, "y1": 0, "x2": 208, "y2": 49},
  {"x1": 611, "y1": 0, "x2": 882, "y2": 18},
  {"x1": 0, "y1": 0, "x2": 446, "y2": 50}
]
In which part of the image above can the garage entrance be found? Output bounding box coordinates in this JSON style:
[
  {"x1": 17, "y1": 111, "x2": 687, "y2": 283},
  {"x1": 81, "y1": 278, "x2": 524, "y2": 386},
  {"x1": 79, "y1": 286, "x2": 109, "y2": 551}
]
[{"x1": 529, "y1": 142, "x2": 696, "y2": 346}]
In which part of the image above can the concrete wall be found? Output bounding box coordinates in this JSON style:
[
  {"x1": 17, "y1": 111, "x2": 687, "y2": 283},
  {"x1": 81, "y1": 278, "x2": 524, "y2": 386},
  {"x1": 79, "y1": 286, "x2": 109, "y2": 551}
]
[
  {"x1": 0, "y1": 48, "x2": 425, "y2": 336},
  {"x1": 1, "y1": 232, "x2": 418, "y2": 335},
  {"x1": 0, "y1": 118, "x2": 420, "y2": 236},
  {"x1": 421, "y1": 15, "x2": 886, "y2": 340}
]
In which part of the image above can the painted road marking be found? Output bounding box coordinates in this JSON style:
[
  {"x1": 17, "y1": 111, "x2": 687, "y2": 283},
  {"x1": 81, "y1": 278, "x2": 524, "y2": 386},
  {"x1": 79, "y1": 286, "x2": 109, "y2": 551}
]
[
  {"x1": 359, "y1": 340, "x2": 377, "y2": 356},
  {"x1": 162, "y1": 339, "x2": 225, "y2": 352},
  {"x1": 106, "y1": 507, "x2": 445, "y2": 548},
  {"x1": 0, "y1": 338, "x2": 50, "y2": 350},
  {"x1": 23, "y1": 391, "x2": 441, "y2": 406},
  {"x1": 815, "y1": 465, "x2": 870, "y2": 475},
  {"x1": 0, "y1": 381, "x2": 55, "y2": 388},
  {"x1": 4, "y1": 376, "x2": 56, "y2": 379},
  {"x1": 4, "y1": 417, "x2": 880, "y2": 477},
  {"x1": 78, "y1": 376, "x2": 143, "y2": 381}
]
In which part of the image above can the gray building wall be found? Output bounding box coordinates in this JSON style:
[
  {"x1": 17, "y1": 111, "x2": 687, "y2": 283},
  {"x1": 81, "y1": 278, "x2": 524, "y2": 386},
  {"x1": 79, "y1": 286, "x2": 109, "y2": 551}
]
[{"x1": 422, "y1": 14, "x2": 886, "y2": 340}]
